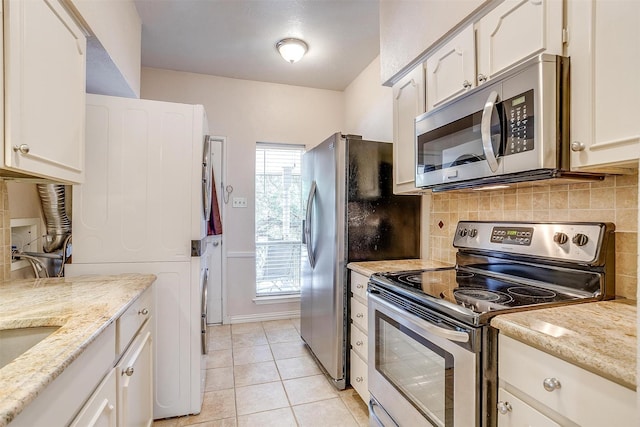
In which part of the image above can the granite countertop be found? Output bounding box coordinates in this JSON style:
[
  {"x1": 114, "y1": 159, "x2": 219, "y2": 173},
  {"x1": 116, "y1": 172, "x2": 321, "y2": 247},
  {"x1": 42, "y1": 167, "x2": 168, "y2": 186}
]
[
  {"x1": 0, "y1": 274, "x2": 156, "y2": 426},
  {"x1": 347, "y1": 259, "x2": 454, "y2": 277},
  {"x1": 491, "y1": 299, "x2": 637, "y2": 390}
]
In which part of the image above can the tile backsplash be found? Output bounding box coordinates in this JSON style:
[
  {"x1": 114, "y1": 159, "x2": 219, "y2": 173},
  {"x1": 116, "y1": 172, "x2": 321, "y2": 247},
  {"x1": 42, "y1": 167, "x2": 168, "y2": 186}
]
[{"x1": 429, "y1": 175, "x2": 638, "y2": 299}]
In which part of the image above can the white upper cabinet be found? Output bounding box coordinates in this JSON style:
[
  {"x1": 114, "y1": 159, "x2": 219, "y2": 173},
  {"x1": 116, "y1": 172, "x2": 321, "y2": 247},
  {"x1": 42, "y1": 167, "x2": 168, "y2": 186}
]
[
  {"x1": 393, "y1": 64, "x2": 425, "y2": 194},
  {"x1": 476, "y1": 0, "x2": 564, "y2": 82},
  {"x1": 424, "y1": 0, "x2": 563, "y2": 112},
  {"x1": 425, "y1": 25, "x2": 476, "y2": 111},
  {"x1": 2, "y1": 0, "x2": 86, "y2": 183},
  {"x1": 567, "y1": 0, "x2": 640, "y2": 170}
]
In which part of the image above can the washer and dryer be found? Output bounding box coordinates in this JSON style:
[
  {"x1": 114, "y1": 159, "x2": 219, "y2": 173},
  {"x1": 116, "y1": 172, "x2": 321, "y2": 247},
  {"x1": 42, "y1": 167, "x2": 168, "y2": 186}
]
[{"x1": 67, "y1": 95, "x2": 215, "y2": 419}]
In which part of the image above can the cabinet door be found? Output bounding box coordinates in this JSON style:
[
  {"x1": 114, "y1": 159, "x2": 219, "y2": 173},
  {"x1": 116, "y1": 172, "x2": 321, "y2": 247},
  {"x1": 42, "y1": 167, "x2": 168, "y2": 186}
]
[
  {"x1": 392, "y1": 65, "x2": 424, "y2": 194},
  {"x1": 425, "y1": 25, "x2": 475, "y2": 110},
  {"x1": 3, "y1": 0, "x2": 86, "y2": 183},
  {"x1": 497, "y1": 388, "x2": 561, "y2": 427},
  {"x1": 117, "y1": 324, "x2": 153, "y2": 427},
  {"x1": 476, "y1": 0, "x2": 563, "y2": 83},
  {"x1": 568, "y1": 0, "x2": 640, "y2": 170},
  {"x1": 70, "y1": 369, "x2": 117, "y2": 427}
]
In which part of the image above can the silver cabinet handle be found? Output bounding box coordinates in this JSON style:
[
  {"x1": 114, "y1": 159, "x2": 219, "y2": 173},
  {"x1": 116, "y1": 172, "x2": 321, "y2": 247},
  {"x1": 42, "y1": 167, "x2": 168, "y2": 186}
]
[
  {"x1": 138, "y1": 308, "x2": 149, "y2": 316},
  {"x1": 497, "y1": 401, "x2": 512, "y2": 414},
  {"x1": 13, "y1": 144, "x2": 30, "y2": 154},
  {"x1": 213, "y1": 241, "x2": 219, "y2": 247},
  {"x1": 481, "y1": 90, "x2": 500, "y2": 172},
  {"x1": 543, "y1": 377, "x2": 561, "y2": 392},
  {"x1": 356, "y1": 313, "x2": 364, "y2": 318},
  {"x1": 355, "y1": 376, "x2": 364, "y2": 383},
  {"x1": 478, "y1": 74, "x2": 488, "y2": 83},
  {"x1": 355, "y1": 340, "x2": 363, "y2": 346},
  {"x1": 462, "y1": 80, "x2": 472, "y2": 89},
  {"x1": 123, "y1": 367, "x2": 134, "y2": 376},
  {"x1": 571, "y1": 141, "x2": 586, "y2": 152},
  {"x1": 356, "y1": 284, "x2": 364, "y2": 289}
]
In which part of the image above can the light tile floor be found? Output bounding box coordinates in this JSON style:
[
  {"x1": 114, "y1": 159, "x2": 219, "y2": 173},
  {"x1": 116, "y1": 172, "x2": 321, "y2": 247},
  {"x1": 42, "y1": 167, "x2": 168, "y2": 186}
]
[{"x1": 153, "y1": 319, "x2": 369, "y2": 427}]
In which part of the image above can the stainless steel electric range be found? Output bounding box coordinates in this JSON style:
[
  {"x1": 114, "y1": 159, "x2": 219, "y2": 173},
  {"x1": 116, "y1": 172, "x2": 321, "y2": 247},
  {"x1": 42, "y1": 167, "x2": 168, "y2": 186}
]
[{"x1": 367, "y1": 221, "x2": 615, "y2": 427}]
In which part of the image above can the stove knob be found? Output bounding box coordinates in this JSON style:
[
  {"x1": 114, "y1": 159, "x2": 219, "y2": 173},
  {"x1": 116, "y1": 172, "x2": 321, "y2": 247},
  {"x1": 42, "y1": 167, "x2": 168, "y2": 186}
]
[
  {"x1": 468, "y1": 228, "x2": 478, "y2": 238},
  {"x1": 458, "y1": 228, "x2": 468, "y2": 237},
  {"x1": 553, "y1": 232, "x2": 568, "y2": 245},
  {"x1": 572, "y1": 233, "x2": 589, "y2": 247}
]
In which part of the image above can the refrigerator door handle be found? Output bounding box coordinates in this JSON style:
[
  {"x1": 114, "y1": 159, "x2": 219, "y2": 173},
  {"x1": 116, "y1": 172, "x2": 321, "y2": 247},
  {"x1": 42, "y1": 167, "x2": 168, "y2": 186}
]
[{"x1": 304, "y1": 181, "x2": 317, "y2": 268}]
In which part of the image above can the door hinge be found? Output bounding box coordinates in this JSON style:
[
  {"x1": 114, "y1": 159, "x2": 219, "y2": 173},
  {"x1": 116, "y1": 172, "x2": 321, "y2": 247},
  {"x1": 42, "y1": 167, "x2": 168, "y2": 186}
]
[{"x1": 562, "y1": 28, "x2": 569, "y2": 44}]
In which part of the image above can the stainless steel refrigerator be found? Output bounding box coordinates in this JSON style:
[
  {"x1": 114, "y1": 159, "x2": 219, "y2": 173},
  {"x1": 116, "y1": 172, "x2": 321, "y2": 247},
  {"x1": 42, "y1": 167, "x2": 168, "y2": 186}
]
[{"x1": 300, "y1": 132, "x2": 421, "y2": 389}]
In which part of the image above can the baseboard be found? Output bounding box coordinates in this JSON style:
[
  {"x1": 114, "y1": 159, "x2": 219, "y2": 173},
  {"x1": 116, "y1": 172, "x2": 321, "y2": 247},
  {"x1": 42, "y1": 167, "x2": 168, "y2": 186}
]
[{"x1": 227, "y1": 310, "x2": 300, "y2": 324}]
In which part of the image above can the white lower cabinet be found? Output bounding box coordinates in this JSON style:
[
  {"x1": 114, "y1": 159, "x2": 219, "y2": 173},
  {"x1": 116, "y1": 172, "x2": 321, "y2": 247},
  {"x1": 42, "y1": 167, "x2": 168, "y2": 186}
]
[
  {"x1": 349, "y1": 271, "x2": 370, "y2": 403},
  {"x1": 498, "y1": 334, "x2": 637, "y2": 427},
  {"x1": 70, "y1": 369, "x2": 117, "y2": 427},
  {"x1": 116, "y1": 321, "x2": 153, "y2": 427}
]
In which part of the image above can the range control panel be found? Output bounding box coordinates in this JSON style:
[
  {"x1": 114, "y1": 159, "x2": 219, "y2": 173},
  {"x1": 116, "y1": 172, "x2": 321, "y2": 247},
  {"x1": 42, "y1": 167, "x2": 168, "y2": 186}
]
[{"x1": 453, "y1": 221, "x2": 614, "y2": 265}]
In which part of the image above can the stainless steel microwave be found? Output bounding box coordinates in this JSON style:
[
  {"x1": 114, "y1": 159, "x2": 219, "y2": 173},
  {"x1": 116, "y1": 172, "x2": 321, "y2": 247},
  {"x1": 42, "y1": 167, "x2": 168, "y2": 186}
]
[{"x1": 415, "y1": 54, "x2": 601, "y2": 191}]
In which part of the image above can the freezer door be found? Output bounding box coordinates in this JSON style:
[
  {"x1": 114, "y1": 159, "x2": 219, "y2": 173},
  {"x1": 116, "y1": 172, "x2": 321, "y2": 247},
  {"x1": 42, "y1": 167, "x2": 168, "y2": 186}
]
[{"x1": 300, "y1": 133, "x2": 346, "y2": 386}]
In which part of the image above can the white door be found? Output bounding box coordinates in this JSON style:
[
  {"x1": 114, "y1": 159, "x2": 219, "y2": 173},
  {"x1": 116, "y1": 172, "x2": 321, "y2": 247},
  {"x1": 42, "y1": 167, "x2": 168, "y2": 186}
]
[{"x1": 207, "y1": 137, "x2": 224, "y2": 324}]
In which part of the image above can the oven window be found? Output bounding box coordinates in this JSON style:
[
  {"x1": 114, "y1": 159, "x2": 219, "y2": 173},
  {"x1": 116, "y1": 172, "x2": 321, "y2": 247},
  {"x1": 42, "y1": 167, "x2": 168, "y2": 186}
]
[{"x1": 375, "y1": 311, "x2": 454, "y2": 427}]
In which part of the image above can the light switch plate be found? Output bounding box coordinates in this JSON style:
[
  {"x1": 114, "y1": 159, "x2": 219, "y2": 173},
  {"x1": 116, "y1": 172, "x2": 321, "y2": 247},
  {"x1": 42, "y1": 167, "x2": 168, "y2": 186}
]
[{"x1": 232, "y1": 197, "x2": 248, "y2": 208}]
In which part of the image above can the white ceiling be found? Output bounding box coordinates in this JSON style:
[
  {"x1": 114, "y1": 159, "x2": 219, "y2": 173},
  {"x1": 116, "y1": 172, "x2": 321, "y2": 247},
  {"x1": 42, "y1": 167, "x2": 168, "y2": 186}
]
[{"x1": 133, "y1": 0, "x2": 381, "y2": 91}]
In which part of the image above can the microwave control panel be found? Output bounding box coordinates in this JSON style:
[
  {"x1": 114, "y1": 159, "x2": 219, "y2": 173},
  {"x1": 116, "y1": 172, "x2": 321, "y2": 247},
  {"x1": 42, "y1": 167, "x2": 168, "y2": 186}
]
[{"x1": 504, "y1": 89, "x2": 534, "y2": 156}]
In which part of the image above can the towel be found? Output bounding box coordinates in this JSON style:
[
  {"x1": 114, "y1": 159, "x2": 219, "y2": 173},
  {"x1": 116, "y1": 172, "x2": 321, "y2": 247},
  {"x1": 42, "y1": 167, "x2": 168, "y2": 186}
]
[{"x1": 208, "y1": 169, "x2": 223, "y2": 235}]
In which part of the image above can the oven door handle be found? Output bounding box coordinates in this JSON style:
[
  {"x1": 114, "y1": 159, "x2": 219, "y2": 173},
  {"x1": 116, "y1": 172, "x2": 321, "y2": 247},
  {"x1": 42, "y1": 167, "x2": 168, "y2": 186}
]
[
  {"x1": 371, "y1": 293, "x2": 470, "y2": 343},
  {"x1": 481, "y1": 90, "x2": 500, "y2": 173},
  {"x1": 369, "y1": 397, "x2": 399, "y2": 427}
]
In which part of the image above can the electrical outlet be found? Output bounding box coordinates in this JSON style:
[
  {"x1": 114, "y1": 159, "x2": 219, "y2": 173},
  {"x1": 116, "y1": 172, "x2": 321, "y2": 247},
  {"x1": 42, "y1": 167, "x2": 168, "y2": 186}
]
[{"x1": 232, "y1": 197, "x2": 248, "y2": 208}]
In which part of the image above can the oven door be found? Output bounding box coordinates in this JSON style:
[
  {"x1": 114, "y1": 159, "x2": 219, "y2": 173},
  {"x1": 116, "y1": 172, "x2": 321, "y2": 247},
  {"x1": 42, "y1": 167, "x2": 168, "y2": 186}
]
[{"x1": 368, "y1": 292, "x2": 479, "y2": 427}]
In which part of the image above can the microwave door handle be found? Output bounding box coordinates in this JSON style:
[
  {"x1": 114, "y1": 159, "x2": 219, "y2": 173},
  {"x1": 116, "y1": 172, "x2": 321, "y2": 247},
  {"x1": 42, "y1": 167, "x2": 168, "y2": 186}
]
[{"x1": 481, "y1": 90, "x2": 500, "y2": 172}]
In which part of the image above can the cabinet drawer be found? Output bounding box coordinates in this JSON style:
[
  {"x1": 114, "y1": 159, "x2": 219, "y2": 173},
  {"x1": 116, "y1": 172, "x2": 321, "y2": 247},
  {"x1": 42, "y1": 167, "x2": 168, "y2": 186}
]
[
  {"x1": 117, "y1": 287, "x2": 152, "y2": 355},
  {"x1": 499, "y1": 335, "x2": 636, "y2": 426},
  {"x1": 350, "y1": 297, "x2": 368, "y2": 331},
  {"x1": 350, "y1": 323, "x2": 368, "y2": 362},
  {"x1": 350, "y1": 271, "x2": 368, "y2": 301},
  {"x1": 350, "y1": 349, "x2": 368, "y2": 403},
  {"x1": 497, "y1": 388, "x2": 560, "y2": 427},
  {"x1": 70, "y1": 368, "x2": 117, "y2": 427}
]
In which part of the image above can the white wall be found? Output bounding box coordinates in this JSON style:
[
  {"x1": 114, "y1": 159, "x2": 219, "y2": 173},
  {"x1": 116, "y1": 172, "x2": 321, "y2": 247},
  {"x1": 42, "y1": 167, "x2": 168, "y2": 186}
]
[
  {"x1": 141, "y1": 68, "x2": 344, "y2": 321},
  {"x1": 344, "y1": 56, "x2": 393, "y2": 141}
]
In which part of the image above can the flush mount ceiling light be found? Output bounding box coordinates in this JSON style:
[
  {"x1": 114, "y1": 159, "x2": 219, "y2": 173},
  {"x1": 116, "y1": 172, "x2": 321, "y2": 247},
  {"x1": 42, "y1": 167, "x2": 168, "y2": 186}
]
[{"x1": 276, "y1": 38, "x2": 308, "y2": 63}]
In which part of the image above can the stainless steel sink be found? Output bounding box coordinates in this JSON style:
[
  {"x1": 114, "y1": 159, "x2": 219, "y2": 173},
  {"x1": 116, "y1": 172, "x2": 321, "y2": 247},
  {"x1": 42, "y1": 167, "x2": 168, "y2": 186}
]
[{"x1": 0, "y1": 326, "x2": 60, "y2": 369}]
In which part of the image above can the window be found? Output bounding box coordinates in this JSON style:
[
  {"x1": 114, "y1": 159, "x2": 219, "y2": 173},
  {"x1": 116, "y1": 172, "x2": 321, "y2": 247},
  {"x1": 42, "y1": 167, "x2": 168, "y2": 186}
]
[{"x1": 255, "y1": 143, "x2": 305, "y2": 296}]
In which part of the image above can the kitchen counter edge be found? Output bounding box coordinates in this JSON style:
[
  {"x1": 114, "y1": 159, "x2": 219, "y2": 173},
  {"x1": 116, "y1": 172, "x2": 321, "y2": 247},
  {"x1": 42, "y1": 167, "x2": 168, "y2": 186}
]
[{"x1": 347, "y1": 259, "x2": 454, "y2": 277}]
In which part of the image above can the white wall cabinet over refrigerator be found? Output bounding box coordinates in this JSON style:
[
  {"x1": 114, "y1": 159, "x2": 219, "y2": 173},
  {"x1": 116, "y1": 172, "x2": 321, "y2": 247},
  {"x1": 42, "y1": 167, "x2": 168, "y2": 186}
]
[
  {"x1": 392, "y1": 65, "x2": 425, "y2": 194},
  {"x1": 567, "y1": 0, "x2": 640, "y2": 170},
  {"x1": 2, "y1": 0, "x2": 86, "y2": 183}
]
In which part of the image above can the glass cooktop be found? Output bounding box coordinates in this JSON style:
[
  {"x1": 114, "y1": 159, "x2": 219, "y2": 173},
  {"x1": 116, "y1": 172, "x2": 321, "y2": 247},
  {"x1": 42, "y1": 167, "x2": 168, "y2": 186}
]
[{"x1": 369, "y1": 265, "x2": 601, "y2": 324}]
